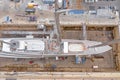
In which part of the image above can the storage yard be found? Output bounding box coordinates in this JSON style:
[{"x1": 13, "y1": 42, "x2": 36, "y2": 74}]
[{"x1": 0, "y1": 0, "x2": 120, "y2": 80}]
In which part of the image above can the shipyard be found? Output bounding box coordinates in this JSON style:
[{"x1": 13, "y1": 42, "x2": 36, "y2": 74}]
[{"x1": 0, "y1": 0, "x2": 120, "y2": 80}]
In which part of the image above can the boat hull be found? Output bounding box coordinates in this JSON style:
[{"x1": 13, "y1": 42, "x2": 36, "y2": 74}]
[{"x1": 0, "y1": 38, "x2": 112, "y2": 58}]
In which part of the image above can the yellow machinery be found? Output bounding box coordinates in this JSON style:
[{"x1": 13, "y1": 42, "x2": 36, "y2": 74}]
[
  {"x1": 27, "y1": 3, "x2": 35, "y2": 8},
  {"x1": 25, "y1": 1, "x2": 37, "y2": 14}
]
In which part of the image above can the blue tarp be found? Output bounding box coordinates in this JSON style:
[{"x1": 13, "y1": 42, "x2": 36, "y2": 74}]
[{"x1": 68, "y1": 10, "x2": 85, "y2": 15}]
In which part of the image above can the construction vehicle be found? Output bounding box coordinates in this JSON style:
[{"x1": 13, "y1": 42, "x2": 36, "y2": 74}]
[{"x1": 25, "y1": 0, "x2": 38, "y2": 14}]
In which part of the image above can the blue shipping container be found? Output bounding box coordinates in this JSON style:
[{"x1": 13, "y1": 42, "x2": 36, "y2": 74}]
[{"x1": 68, "y1": 10, "x2": 85, "y2": 15}]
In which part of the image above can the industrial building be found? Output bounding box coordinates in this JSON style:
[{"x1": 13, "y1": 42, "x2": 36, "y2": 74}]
[{"x1": 0, "y1": 0, "x2": 120, "y2": 80}]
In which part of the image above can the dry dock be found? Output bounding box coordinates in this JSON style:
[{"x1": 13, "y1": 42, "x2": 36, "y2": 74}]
[{"x1": 0, "y1": 0, "x2": 120, "y2": 79}]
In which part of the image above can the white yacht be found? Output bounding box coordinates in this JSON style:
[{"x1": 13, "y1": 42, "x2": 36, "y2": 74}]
[{"x1": 0, "y1": 38, "x2": 112, "y2": 58}]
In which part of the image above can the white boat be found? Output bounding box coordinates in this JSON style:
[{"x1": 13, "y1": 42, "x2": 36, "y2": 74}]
[{"x1": 0, "y1": 38, "x2": 112, "y2": 58}]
